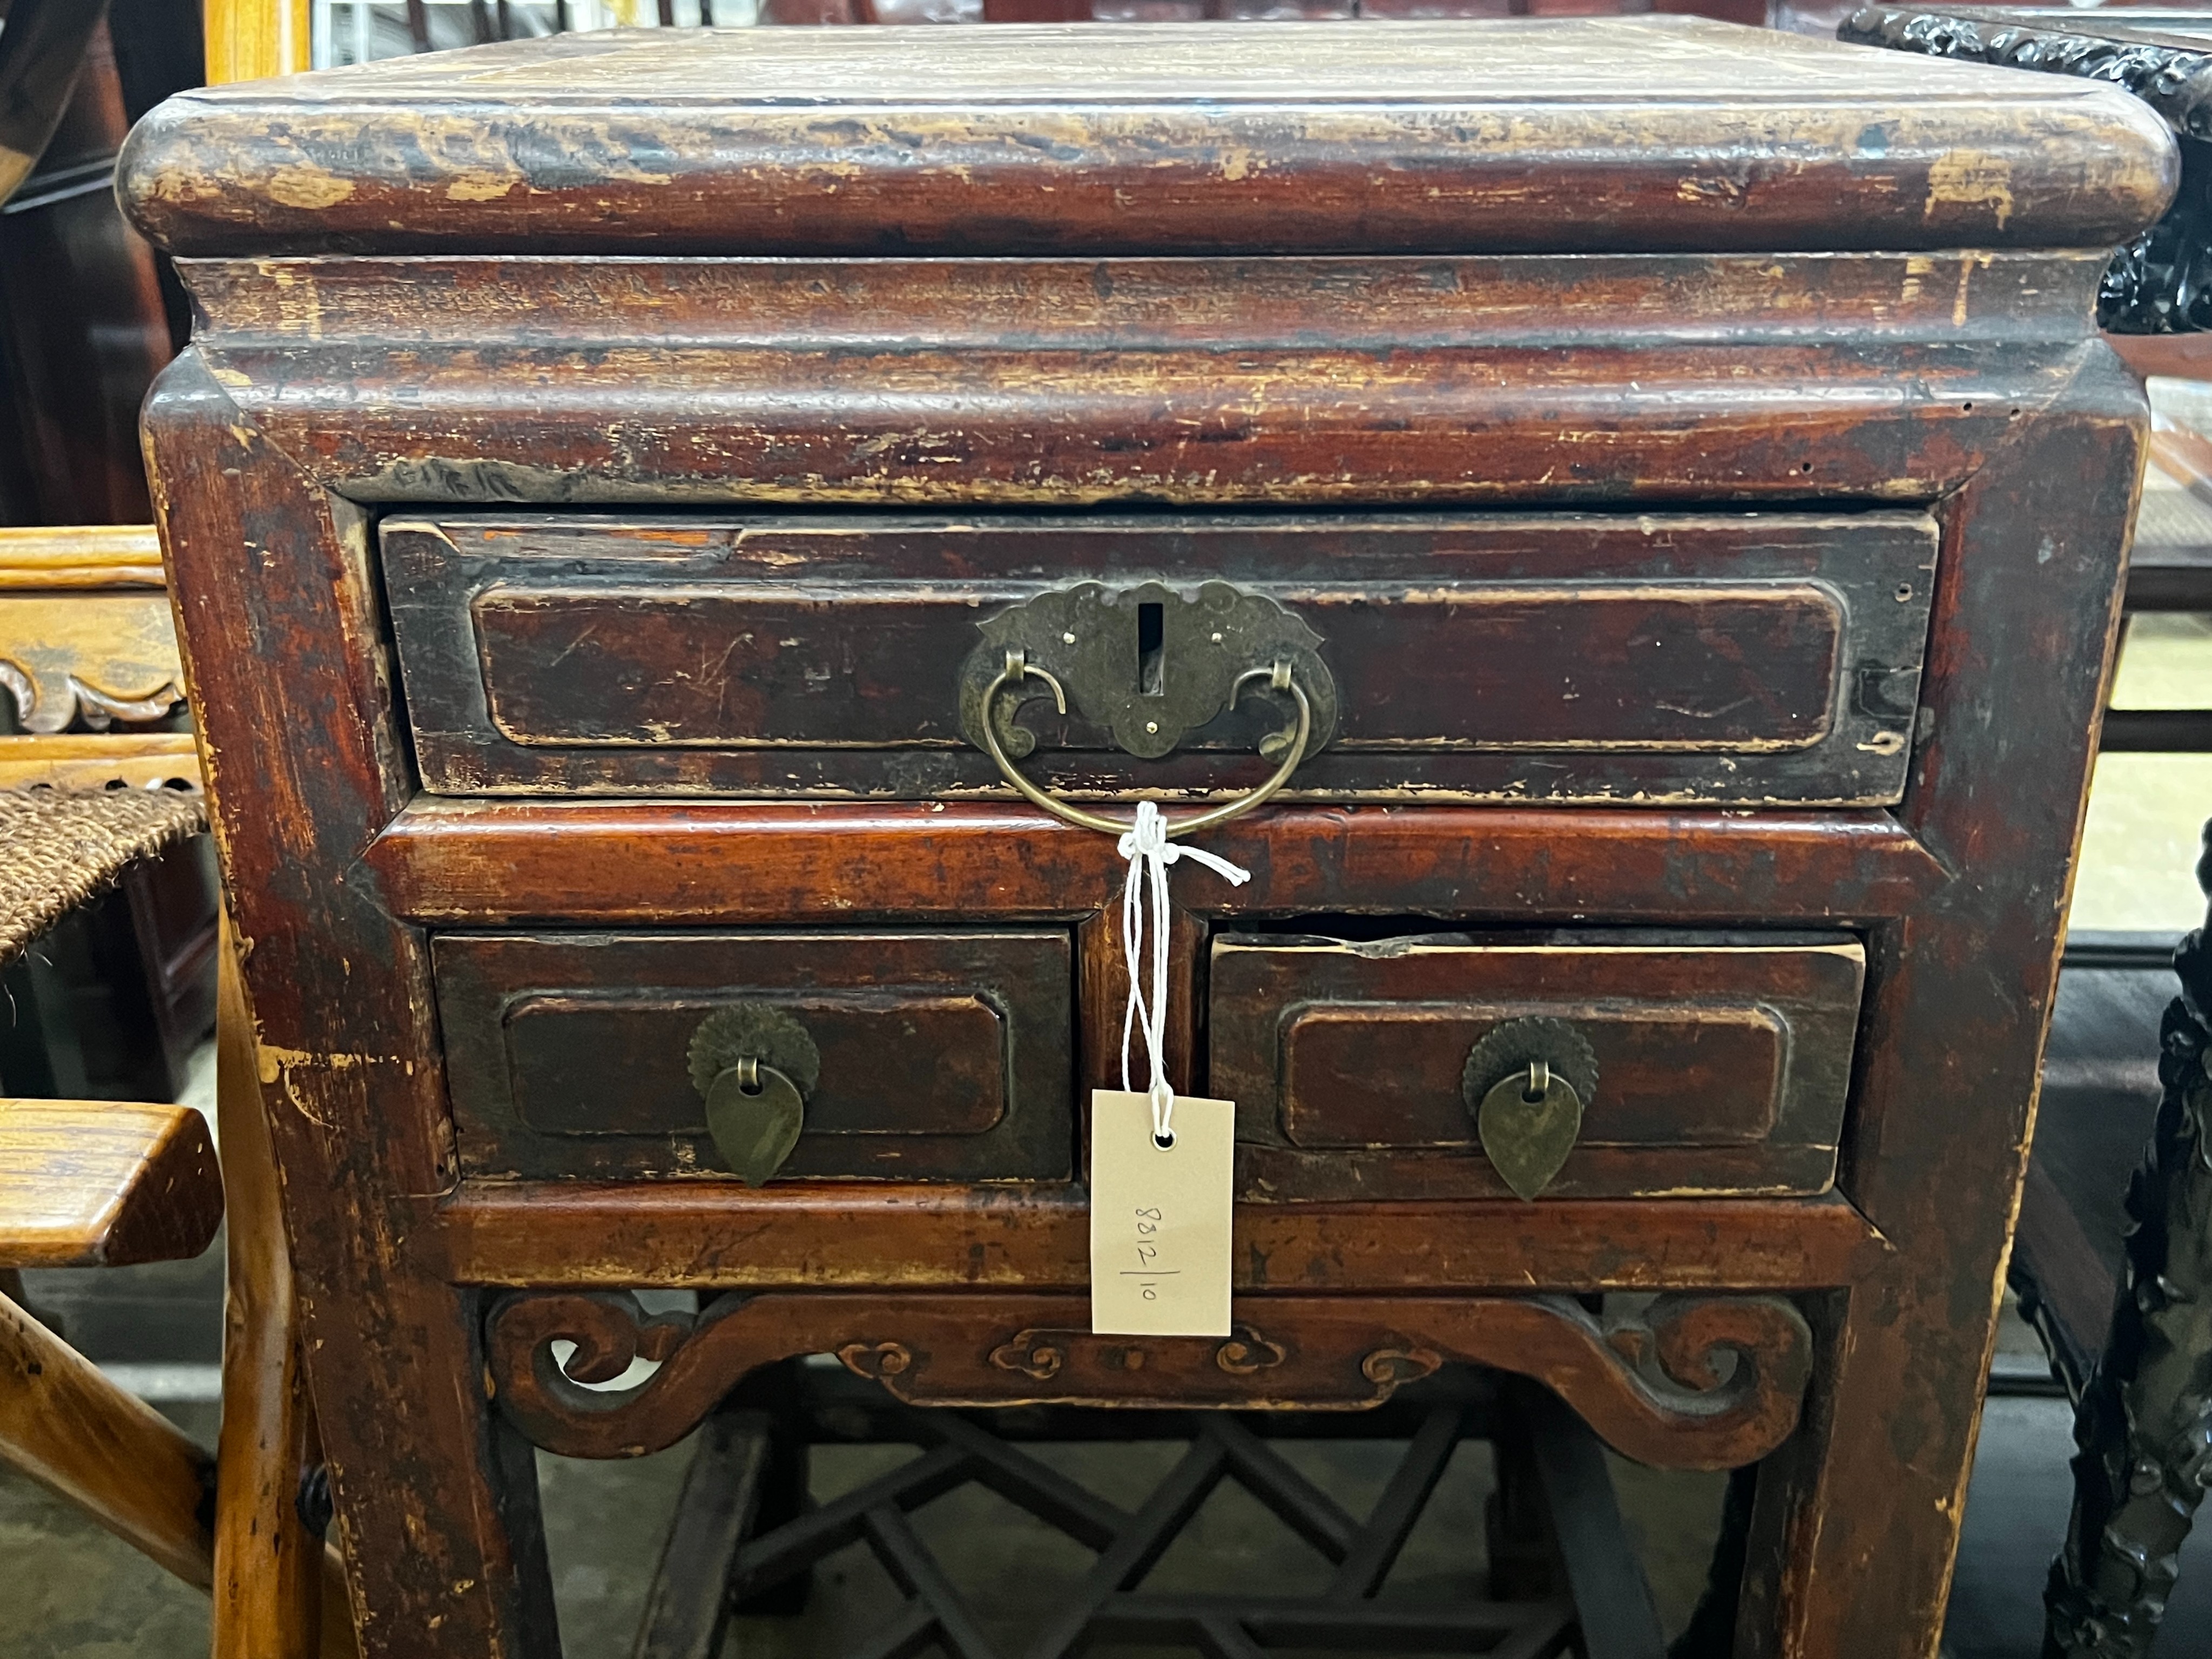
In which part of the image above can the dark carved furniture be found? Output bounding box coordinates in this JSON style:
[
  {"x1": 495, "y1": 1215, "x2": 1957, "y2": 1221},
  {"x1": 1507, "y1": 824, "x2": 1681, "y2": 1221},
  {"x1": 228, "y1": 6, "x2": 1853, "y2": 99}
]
[
  {"x1": 2015, "y1": 919, "x2": 2211, "y2": 1659},
  {"x1": 123, "y1": 18, "x2": 2173, "y2": 1656},
  {"x1": 2046, "y1": 895, "x2": 2212, "y2": 1659}
]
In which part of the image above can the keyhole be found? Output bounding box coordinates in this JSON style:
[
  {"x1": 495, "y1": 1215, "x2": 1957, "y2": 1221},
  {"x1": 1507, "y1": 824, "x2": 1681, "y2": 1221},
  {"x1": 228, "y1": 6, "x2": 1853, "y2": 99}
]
[{"x1": 1137, "y1": 601, "x2": 1165, "y2": 697}]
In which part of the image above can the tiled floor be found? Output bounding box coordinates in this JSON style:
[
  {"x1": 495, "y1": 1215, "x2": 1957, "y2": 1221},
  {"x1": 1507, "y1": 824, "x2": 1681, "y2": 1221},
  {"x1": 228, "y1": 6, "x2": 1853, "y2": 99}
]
[{"x1": 0, "y1": 1400, "x2": 218, "y2": 1659}]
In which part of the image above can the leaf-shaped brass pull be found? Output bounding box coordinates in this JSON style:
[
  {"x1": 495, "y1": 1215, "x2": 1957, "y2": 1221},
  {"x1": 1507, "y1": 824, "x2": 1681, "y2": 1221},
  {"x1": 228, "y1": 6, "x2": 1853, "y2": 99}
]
[
  {"x1": 1462, "y1": 1016, "x2": 1600, "y2": 1203},
  {"x1": 1474, "y1": 1063, "x2": 1586, "y2": 1204},
  {"x1": 687, "y1": 1006, "x2": 819, "y2": 1185},
  {"x1": 703, "y1": 1057, "x2": 806, "y2": 1187}
]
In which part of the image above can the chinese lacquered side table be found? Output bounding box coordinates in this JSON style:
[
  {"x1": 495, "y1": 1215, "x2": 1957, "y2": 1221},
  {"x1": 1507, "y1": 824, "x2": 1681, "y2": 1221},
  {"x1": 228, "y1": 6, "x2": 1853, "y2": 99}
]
[{"x1": 122, "y1": 18, "x2": 2174, "y2": 1657}]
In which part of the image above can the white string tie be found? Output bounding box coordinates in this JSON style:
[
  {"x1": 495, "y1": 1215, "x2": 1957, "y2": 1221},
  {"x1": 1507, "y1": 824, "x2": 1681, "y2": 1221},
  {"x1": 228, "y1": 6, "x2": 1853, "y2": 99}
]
[{"x1": 1116, "y1": 800, "x2": 1250, "y2": 1148}]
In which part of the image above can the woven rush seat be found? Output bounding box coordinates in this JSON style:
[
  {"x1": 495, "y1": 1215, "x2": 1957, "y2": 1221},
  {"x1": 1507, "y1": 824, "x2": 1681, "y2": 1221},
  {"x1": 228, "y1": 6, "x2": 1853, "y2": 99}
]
[{"x1": 0, "y1": 786, "x2": 205, "y2": 969}]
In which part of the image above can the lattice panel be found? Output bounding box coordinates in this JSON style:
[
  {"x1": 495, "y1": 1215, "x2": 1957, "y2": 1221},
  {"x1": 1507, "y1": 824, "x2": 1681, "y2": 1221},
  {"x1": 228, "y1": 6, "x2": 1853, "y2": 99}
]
[{"x1": 626, "y1": 1365, "x2": 1660, "y2": 1659}]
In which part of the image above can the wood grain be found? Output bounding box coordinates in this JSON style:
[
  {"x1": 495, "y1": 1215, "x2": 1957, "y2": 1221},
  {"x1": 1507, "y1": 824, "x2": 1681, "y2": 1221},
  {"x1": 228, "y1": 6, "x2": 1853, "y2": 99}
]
[
  {"x1": 0, "y1": 590, "x2": 185, "y2": 731},
  {"x1": 181, "y1": 332, "x2": 2100, "y2": 511},
  {"x1": 147, "y1": 353, "x2": 556, "y2": 1658},
  {"x1": 2, "y1": 1278, "x2": 354, "y2": 1655},
  {"x1": 484, "y1": 1288, "x2": 1814, "y2": 1472},
  {"x1": 158, "y1": 252, "x2": 2117, "y2": 528},
  {"x1": 1211, "y1": 932, "x2": 1865, "y2": 1201},
  {"x1": 174, "y1": 250, "x2": 2114, "y2": 349},
  {"x1": 362, "y1": 802, "x2": 1949, "y2": 927},
  {"x1": 432, "y1": 929, "x2": 1075, "y2": 1182},
  {"x1": 214, "y1": 929, "x2": 347, "y2": 1659},
  {"x1": 0, "y1": 1098, "x2": 222, "y2": 1269},
  {"x1": 201, "y1": 0, "x2": 310, "y2": 86},
  {"x1": 427, "y1": 1185, "x2": 1888, "y2": 1293},
  {"x1": 118, "y1": 19, "x2": 2175, "y2": 258},
  {"x1": 1730, "y1": 349, "x2": 2150, "y2": 1659},
  {"x1": 0, "y1": 731, "x2": 202, "y2": 790},
  {"x1": 0, "y1": 524, "x2": 165, "y2": 589}
]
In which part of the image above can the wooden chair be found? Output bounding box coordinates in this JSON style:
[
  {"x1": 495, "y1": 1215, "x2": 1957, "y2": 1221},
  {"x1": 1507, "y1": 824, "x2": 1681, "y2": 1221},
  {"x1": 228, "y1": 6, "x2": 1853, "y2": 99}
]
[
  {"x1": 2, "y1": 1093, "x2": 226, "y2": 1588},
  {"x1": 0, "y1": 521, "x2": 352, "y2": 1658}
]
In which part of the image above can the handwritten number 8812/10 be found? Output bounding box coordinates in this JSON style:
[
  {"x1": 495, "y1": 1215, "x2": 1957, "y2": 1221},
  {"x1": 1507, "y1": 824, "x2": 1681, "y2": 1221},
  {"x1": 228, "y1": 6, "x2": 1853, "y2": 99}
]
[{"x1": 1134, "y1": 1208, "x2": 1164, "y2": 1299}]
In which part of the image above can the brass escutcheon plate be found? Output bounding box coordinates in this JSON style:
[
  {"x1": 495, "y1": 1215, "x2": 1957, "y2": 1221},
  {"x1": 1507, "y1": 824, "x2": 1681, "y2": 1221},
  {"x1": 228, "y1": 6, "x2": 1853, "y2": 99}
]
[{"x1": 957, "y1": 581, "x2": 1337, "y2": 763}]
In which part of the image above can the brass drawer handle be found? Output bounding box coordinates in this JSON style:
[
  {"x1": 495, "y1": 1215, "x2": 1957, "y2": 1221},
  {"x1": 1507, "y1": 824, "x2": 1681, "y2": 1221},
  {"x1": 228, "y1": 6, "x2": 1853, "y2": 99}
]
[
  {"x1": 1462, "y1": 1017, "x2": 1600, "y2": 1203},
  {"x1": 957, "y1": 578, "x2": 1336, "y2": 838},
  {"x1": 978, "y1": 650, "x2": 1313, "y2": 838},
  {"x1": 687, "y1": 1006, "x2": 821, "y2": 1186}
]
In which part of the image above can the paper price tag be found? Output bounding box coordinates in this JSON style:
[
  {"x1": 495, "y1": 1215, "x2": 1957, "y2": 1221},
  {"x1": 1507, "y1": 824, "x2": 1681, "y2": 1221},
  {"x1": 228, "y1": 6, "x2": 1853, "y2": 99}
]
[{"x1": 1089, "y1": 1089, "x2": 1235, "y2": 1337}]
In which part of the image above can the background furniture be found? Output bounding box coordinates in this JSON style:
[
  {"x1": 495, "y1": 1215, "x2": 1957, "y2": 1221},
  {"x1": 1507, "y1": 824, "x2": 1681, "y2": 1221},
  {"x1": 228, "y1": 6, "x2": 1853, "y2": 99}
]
[
  {"x1": 0, "y1": 526, "x2": 214, "y2": 1102},
  {"x1": 0, "y1": 0, "x2": 204, "y2": 528},
  {"x1": 2016, "y1": 919, "x2": 2211, "y2": 1658},
  {"x1": 4, "y1": 10, "x2": 347, "y2": 1655},
  {"x1": 2, "y1": 1080, "x2": 227, "y2": 1590},
  {"x1": 0, "y1": 523, "x2": 346, "y2": 1658},
  {"x1": 0, "y1": 815, "x2": 348, "y2": 1658},
  {"x1": 0, "y1": 0, "x2": 221, "y2": 1112}
]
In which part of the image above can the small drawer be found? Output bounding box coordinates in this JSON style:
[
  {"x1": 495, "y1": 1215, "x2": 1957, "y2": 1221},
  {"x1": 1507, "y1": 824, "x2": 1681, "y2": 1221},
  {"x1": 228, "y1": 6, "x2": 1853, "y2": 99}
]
[
  {"x1": 1210, "y1": 929, "x2": 1864, "y2": 1201},
  {"x1": 434, "y1": 930, "x2": 1073, "y2": 1182},
  {"x1": 383, "y1": 510, "x2": 1937, "y2": 806}
]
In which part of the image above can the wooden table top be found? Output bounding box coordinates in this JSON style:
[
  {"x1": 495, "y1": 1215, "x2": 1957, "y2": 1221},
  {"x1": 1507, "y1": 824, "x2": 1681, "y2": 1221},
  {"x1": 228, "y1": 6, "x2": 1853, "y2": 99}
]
[{"x1": 119, "y1": 16, "x2": 2176, "y2": 258}]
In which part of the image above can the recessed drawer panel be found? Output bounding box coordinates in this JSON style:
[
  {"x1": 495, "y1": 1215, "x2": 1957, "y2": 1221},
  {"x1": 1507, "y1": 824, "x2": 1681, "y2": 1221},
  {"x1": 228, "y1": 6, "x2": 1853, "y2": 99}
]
[
  {"x1": 1210, "y1": 930, "x2": 1864, "y2": 1201},
  {"x1": 383, "y1": 511, "x2": 1937, "y2": 805},
  {"x1": 434, "y1": 930, "x2": 1073, "y2": 1182}
]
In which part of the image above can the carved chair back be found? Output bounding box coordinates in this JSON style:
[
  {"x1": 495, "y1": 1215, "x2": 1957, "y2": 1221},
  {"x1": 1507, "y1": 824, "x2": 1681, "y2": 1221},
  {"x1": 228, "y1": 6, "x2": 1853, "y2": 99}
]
[{"x1": 0, "y1": 526, "x2": 198, "y2": 791}]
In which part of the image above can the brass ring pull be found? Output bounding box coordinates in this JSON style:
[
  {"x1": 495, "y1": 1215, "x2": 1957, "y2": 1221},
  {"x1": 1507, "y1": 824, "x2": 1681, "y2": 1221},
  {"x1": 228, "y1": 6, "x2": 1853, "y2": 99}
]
[{"x1": 977, "y1": 649, "x2": 1314, "y2": 838}]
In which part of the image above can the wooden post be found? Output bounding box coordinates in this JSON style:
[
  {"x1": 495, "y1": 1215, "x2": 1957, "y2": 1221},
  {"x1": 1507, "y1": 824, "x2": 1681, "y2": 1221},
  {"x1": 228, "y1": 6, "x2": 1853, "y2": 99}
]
[
  {"x1": 215, "y1": 919, "x2": 353, "y2": 1658},
  {"x1": 203, "y1": 0, "x2": 312, "y2": 85}
]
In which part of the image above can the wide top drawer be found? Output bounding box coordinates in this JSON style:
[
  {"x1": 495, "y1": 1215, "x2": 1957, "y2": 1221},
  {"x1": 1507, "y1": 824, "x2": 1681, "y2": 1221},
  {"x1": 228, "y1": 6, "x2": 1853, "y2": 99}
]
[{"x1": 383, "y1": 510, "x2": 1937, "y2": 807}]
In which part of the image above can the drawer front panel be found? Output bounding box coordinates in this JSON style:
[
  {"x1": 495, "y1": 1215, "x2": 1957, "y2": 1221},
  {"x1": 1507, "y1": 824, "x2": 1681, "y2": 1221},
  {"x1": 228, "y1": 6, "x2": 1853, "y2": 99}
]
[
  {"x1": 435, "y1": 930, "x2": 1073, "y2": 1181},
  {"x1": 385, "y1": 512, "x2": 1937, "y2": 805},
  {"x1": 468, "y1": 582, "x2": 1843, "y2": 753},
  {"x1": 1211, "y1": 931, "x2": 1864, "y2": 1201}
]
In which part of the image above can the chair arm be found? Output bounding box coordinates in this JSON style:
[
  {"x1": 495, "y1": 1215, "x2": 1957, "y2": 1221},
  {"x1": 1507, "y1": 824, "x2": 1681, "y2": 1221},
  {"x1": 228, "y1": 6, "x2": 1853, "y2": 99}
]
[{"x1": 0, "y1": 1098, "x2": 223, "y2": 1269}]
